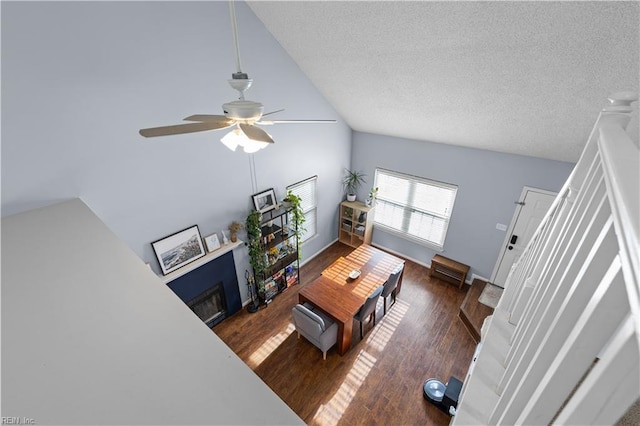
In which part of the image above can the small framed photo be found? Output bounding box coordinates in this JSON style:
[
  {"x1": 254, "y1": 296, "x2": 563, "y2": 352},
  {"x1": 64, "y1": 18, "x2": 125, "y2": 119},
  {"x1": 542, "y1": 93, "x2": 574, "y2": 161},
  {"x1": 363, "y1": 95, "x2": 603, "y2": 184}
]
[
  {"x1": 252, "y1": 188, "x2": 278, "y2": 213},
  {"x1": 151, "y1": 225, "x2": 206, "y2": 276},
  {"x1": 204, "y1": 233, "x2": 221, "y2": 252}
]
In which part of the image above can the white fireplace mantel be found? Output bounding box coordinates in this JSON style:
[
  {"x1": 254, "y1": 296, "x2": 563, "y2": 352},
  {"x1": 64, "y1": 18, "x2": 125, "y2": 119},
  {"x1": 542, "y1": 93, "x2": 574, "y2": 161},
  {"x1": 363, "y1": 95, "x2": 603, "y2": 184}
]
[{"x1": 159, "y1": 239, "x2": 245, "y2": 284}]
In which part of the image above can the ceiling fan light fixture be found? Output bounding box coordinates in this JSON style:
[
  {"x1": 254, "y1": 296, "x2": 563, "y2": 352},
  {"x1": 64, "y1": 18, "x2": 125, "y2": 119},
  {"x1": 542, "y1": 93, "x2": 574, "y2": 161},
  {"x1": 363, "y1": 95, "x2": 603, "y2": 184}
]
[
  {"x1": 242, "y1": 138, "x2": 270, "y2": 154},
  {"x1": 221, "y1": 128, "x2": 242, "y2": 151},
  {"x1": 221, "y1": 128, "x2": 270, "y2": 153}
]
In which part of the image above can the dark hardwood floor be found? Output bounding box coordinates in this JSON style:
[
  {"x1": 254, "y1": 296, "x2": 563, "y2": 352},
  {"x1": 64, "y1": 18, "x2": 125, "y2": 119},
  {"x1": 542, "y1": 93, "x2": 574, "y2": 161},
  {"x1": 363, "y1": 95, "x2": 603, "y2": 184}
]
[{"x1": 214, "y1": 242, "x2": 478, "y2": 425}]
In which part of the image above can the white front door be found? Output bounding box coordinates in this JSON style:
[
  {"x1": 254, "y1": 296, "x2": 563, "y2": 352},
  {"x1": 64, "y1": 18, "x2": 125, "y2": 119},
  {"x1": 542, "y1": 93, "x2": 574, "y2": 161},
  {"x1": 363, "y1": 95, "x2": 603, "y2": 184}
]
[{"x1": 491, "y1": 187, "x2": 556, "y2": 288}]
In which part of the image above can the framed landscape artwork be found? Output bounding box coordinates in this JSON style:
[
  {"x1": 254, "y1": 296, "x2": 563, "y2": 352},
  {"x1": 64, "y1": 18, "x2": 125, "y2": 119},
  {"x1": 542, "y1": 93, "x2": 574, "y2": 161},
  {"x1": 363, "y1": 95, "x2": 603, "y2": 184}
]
[
  {"x1": 152, "y1": 225, "x2": 206, "y2": 275},
  {"x1": 252, "y1": 188, "x2": 277, "y2": 213}
]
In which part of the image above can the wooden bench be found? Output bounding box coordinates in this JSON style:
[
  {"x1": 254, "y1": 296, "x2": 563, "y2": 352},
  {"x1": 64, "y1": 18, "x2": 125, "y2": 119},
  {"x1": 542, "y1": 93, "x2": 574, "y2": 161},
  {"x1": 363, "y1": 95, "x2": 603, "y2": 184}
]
[{"x1": 430, "y1": 254, "x2": 470, "y2": 289}]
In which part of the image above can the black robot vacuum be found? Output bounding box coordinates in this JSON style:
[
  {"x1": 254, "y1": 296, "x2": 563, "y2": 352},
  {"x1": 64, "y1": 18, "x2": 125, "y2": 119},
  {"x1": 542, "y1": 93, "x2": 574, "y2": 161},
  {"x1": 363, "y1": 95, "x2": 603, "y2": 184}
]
[{"x1": 423, "y1": 376, "x2": 463, "y2": 415}]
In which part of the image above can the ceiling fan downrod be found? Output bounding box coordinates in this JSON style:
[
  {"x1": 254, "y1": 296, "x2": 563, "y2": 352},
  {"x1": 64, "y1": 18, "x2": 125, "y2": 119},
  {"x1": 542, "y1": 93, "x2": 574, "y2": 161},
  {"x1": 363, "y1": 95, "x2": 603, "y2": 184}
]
[{"x1": 228, "y1": 1, "x2": 251, "y2": 100}]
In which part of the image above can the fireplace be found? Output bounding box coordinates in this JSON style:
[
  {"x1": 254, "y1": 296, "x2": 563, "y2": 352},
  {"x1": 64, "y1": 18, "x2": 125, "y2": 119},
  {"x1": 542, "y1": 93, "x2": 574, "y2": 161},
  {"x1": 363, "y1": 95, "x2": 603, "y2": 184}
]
[
  {"x1": 187, "y1": 282, "x2": 227, "y2": 327},
  {"x1": 166, "y1": 251, "x2": 241, "y2": 327}
]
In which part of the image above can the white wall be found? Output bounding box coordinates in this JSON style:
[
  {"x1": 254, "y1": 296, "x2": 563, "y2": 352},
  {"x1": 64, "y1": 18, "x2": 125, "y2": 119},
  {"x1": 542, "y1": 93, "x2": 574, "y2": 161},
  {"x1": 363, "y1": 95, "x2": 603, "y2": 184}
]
[
  {"x1": 351, "y1": 131, "x2": 575, "y2": 279},
  {"x1": 1, "y1": 1, "x2": 351, "y2": 301},
  {"x1": 1, "y1": 199, "x2": 303, "y2": 425}
]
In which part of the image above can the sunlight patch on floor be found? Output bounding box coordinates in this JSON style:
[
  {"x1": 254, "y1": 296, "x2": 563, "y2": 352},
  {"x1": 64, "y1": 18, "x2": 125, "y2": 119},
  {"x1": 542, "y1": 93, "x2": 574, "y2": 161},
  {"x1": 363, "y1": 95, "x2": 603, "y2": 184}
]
[
  {"x1": 247, "y1": 322, "x2": 295, "y2": 369},
  {"x1": 312, "y1": 349, "x2": 376, "y2": 426},
  {"x1": 367, "y1": 298, "x2": 410, "y2": 353},
  {"x1": 312, "y1": 298, "x2": 410, "y2": 425}
]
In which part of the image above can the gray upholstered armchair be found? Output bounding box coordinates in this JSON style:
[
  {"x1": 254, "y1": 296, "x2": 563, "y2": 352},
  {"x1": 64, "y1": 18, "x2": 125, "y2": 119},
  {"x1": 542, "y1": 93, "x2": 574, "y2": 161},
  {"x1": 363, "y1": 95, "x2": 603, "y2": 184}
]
[{"x1": 291, "y1": 303, "x2": 338, "y2": 360}]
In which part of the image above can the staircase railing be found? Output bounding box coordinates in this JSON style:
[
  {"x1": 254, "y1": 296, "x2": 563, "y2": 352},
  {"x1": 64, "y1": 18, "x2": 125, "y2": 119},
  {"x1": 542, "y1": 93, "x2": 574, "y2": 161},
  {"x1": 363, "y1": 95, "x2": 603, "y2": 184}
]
[{"x1": 452, "y1": 92, "x2": 639, "y2": 425}]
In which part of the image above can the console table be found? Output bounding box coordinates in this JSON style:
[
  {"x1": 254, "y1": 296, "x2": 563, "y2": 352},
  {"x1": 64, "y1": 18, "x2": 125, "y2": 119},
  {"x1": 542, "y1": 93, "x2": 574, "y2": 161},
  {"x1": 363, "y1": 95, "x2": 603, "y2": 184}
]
[{"x1": 430, "y1": 254, "x2": 470, "y2": 289}]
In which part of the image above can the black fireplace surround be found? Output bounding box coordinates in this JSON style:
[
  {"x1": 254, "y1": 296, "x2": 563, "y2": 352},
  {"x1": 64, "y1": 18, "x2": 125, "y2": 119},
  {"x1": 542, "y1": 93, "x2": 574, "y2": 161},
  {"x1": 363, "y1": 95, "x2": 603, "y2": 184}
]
[{"x1": 167, "y1": 250, "x2": 241, "y2": 327}]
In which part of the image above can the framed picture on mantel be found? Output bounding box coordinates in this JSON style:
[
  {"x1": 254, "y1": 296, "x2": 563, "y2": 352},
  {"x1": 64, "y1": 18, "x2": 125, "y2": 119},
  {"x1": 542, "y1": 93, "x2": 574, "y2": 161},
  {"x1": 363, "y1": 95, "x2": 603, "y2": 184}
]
[
  {"x1": 152, "y1": 225, "x2": 206, "y2": 275},
  {"x1": 204, "y1": 233, "x2": 221, "y2": 252}
]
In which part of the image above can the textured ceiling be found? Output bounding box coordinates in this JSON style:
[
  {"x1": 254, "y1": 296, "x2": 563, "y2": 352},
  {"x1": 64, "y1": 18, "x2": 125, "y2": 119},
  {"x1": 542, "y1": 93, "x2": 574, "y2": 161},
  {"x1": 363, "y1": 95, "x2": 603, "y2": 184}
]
[{"x1": 247, "y1": 1, "x2": 639, "y2": 163}]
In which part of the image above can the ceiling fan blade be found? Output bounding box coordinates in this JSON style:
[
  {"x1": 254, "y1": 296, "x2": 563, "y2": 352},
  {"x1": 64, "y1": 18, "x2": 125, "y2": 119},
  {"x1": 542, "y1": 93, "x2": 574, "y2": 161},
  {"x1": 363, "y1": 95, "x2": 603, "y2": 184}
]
[
  {"x1": 183, "y1": 114, "x2": 234, "y2": 127},
  {"x1": 139, "y1": 121, "x2": 229, "y2": 138},
  {"x1": 239, "y1": 123, "x2": 274, "y2": 143},
  {"x1": 257, "y1": 119, "x2": 337, "y2": 125}
]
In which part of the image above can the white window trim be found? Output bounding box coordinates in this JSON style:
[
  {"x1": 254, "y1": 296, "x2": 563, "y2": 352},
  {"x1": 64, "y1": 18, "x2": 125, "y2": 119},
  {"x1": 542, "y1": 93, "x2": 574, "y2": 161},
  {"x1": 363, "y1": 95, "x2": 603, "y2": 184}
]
[
  {"x1": 373, "y1": 168, "x2": 457, "y2": 250},
  {"x1": 286, "y1": 175, "x2": 317, "y2": 244}
]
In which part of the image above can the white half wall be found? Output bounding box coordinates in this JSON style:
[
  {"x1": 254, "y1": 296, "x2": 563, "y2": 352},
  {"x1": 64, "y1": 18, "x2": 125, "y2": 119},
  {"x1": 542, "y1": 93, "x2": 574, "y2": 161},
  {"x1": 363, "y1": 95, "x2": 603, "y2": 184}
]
[{"x1": 1, "y1": 199, "x2": 303, "y2": 425}]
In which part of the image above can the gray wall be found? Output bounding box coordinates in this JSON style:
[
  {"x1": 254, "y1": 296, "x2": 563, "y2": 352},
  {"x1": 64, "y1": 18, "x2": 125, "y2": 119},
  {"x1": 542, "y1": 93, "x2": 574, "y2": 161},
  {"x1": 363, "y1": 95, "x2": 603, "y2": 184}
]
[
  {"x1": 1, "y1": 1, "x2": 576, "y2": 287},
  {"x1": 351, "y1": 131, "x2": 575, "y2": 279},
  {"x1": 1, "y1": 1, "x2": 350, "y2": 301}
]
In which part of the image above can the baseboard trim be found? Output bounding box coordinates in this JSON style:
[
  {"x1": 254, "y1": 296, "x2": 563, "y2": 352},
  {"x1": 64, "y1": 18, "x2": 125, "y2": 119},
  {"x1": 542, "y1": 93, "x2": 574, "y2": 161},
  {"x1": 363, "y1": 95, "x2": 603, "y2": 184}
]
[
  {"x1": 303, "y1": 240, "x2": 484, "y2": 286},
  {"x1": 369, "y1": 243, "x2": 431, "y2": 269},
  {"x1": 371, "y1": 243, "x2": 484, "y2": 285},
  {"x1": 299, "y1": 238, "x2": 339, "y2": 267},
  {"x1": 470, "y1": 273, "x2": 490, "y2": 285}
]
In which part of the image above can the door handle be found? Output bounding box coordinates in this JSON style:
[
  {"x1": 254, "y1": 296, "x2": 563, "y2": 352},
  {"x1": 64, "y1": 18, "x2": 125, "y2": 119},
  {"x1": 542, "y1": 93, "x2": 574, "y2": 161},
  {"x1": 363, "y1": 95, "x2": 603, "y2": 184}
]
[{"x1": 510, "y1": 235, "x2": 518, "y2": 245}]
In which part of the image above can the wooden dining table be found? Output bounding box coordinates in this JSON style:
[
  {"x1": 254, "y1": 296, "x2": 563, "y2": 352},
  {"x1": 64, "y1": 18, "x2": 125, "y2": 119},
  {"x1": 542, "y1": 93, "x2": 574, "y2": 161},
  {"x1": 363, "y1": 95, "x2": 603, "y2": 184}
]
[{"x1": 298, "y1": 244, "x2": 405, "y2": 355}]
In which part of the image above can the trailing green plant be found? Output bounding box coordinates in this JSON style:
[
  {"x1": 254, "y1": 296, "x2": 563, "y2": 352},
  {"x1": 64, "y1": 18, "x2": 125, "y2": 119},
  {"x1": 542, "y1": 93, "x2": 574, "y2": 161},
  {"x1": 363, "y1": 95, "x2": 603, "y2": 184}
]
[
  {"x1": 342, "y1": 169, "x2": 366, "y2": 195},
  {"x1": 284, "y1": 190, "x2": 306, "y2": 257},
  {"x1": 246, "y1": 209, "x2": 267, "y2": 281}
]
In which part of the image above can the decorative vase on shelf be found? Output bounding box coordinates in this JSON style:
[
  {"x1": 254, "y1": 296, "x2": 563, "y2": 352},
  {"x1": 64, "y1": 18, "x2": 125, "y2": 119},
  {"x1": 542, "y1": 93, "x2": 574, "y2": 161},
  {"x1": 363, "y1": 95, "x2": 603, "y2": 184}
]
[
  {"x1": 347, "y1": 194, "x2": 356, "y2": 202},
  {"x1": 228, "y1": 221, "x2": 243, "y2": 243},
  {"x1": 366, "y1": 187, "x2": 378, "y2": 207}
]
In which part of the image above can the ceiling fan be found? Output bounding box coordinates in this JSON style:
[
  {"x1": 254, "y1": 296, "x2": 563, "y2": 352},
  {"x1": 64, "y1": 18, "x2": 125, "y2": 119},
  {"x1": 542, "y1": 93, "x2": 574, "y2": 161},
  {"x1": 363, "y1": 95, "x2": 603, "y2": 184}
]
[{"x1": 139, "y1": 1, "x2": 335, "y2": 152}]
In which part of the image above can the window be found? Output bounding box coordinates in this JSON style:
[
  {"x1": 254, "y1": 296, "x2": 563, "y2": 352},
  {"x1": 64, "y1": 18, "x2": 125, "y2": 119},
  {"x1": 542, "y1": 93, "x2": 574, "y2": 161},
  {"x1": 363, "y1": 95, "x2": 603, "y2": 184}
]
[
  {"x1": 373, "y1": 168, "x2": 457, "y2": 249},
  {"x1": 286, "y1": 175, "x2": 317, "y2": 243}
]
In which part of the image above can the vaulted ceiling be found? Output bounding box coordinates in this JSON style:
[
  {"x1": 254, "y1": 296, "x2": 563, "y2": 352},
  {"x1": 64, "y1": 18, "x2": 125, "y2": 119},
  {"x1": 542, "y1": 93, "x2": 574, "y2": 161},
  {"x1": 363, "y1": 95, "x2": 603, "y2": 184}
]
[{"x1": 248, "y1": 1, "x2": 639, "y2": 163}]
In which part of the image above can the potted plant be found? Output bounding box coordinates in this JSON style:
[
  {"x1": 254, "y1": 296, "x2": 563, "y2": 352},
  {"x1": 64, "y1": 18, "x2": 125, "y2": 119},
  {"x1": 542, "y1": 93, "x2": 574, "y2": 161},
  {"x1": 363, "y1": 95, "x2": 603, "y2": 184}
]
[
  {"x1": 228, "y1": 221, "x2": 244, "y2": 243},
  {"x1": 283, "y1": 190, "x2": 306, "y2": 257},
  {"x1": 342, "y1": 169, "x2": 366, "y2": 202}
]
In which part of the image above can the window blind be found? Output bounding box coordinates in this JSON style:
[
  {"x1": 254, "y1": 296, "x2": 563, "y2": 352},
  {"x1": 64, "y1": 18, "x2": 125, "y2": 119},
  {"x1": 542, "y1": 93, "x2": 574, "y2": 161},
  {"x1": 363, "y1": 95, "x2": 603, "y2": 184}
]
[
  {"x1": 374, "y1": 169, "x2": 457, "y2": 249},
  {"x1": 287, "y1": 176, "x2": 317, "y2": 243}
]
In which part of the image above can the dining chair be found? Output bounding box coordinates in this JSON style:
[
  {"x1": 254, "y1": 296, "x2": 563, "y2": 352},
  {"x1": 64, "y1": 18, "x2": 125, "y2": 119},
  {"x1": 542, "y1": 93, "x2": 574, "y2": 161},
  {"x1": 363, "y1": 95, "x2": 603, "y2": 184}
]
[
  {"x1": 381, "y1": 264, "x2": 404, "y2": 315},
  {"x1": 353, "y1": 285, "x2": 384, "y2": 339}
]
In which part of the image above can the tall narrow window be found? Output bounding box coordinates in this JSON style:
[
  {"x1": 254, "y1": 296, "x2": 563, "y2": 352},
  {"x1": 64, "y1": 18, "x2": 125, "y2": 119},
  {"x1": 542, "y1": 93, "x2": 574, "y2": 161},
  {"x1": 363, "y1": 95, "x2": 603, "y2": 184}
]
[
  {"x1": 373, "y1": 168, "x2": 457, "y2": 249},
  {"x1": 287, "y1": 175, "x2": 317, "y2": 243}
]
